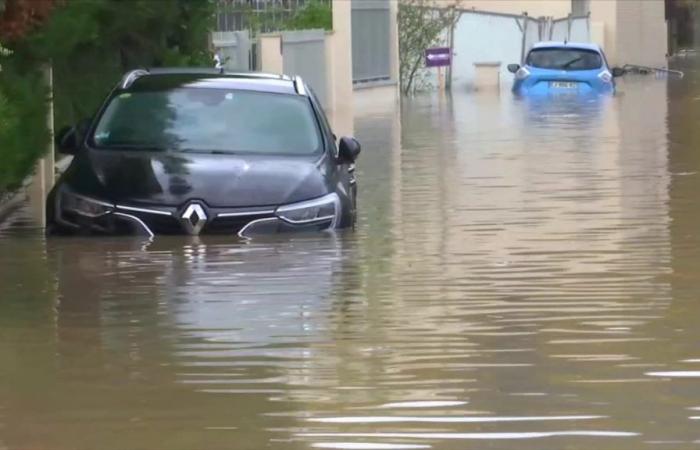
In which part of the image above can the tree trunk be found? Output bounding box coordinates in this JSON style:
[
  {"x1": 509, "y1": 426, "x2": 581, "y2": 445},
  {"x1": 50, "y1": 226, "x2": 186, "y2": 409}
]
[{"x1": 404, "y1": 53, "x2": 423, "y2": 96}]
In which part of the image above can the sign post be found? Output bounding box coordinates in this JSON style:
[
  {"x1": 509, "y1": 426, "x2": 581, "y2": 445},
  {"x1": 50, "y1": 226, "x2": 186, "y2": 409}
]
[{"x1": 425, "y1": 47, "x2": 452, "y2": 93}]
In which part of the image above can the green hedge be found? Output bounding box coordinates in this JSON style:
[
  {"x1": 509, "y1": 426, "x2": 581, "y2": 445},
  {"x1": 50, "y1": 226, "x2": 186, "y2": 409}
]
[
  {"x1": 0, "y1": 58, "x2": 50, "y2": 193},
  {"x1": 0, "y1": 0, "x2": 214, "y2": 195}
]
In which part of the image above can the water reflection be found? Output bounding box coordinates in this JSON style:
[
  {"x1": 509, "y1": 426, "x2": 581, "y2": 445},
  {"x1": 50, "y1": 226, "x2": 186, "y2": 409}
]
[{"x1": 2, "y1": 71, "x2": 700, "y2": 449}]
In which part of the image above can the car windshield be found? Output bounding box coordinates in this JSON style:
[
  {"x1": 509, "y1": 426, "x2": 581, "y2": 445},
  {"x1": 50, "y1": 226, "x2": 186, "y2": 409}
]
[
  {"x1": 91, "y1": 88, "x2": 322, "y2": 155},
  {"x1": 526, "y1": 48, "x2": 603, "y2": 71}
]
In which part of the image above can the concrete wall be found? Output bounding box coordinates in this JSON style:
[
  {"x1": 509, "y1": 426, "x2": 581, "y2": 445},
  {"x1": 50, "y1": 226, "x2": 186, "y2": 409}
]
[
  {"x1": 453, "y1": 0, "x2": 571, "y2": 17},
  {"x1": 590, "y1": 0, "x2": 667, "y2": 66},
  {"x1": 615, "y1": 0, "x2": 667, "y2": 66},
  {"x1": 450, "y1": 13, "x2": 523, "y2": 91}
]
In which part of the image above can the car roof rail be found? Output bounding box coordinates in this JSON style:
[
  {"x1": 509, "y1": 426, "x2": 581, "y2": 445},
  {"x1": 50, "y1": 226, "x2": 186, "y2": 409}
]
[
  {"x1": 120, "y1": 69, "x2": 150, "y2": 89},
  {"x1": 293, "y1": 76, "x2": 307, "y2": 96}
]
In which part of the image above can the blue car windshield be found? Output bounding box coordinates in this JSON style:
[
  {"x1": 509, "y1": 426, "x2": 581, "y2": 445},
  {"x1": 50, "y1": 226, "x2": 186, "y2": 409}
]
[
  {"x1": 91, "y1": 88, "x2": 322, "y2": 155},
  {"x1": 526, "y1": 48, "x2": 603, "y2": 71}
]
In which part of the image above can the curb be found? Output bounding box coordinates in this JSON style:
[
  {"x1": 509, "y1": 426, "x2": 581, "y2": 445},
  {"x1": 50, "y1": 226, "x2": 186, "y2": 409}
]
[
  {"x1": 0, "y1": 189, "x2": 28, "y2": 224},
  {"x1": 0, "y1": 155, "x2": 72, "y2": 226}
]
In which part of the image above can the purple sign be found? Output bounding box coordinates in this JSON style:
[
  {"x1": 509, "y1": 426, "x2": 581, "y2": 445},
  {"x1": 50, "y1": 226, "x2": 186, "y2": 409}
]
[{"x1": 425, "y1": 47, "x2": 452, "y2": 68}]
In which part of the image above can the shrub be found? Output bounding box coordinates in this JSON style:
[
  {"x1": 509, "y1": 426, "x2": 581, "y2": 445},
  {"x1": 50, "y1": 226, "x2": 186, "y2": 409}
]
[
  {"x1": 0, "y1": 58, "x2": 50, "y2": 193},
  {"x1": 285, "y1": 0, "x2": 332, "y2": 31},
  {"x1": 0, "y1": 0, "x2": 215, "y2": 195}
]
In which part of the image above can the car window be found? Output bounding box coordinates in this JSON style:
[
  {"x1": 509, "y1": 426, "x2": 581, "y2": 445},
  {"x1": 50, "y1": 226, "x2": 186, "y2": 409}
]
[
  {"x1": 306, "y1": 86, "x2": 337, "y2": 156},
  {"x1": 526, "y1": 48, "x2": 603, "y2": 71},
  {"x1": 91, "y1": 88, "x2": 322, "y2": 155}
]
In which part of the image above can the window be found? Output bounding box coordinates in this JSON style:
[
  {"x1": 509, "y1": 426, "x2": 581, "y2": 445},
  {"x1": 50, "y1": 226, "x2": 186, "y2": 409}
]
[
  {"x1": 526, "y1": 48, "x2": 603, "y2": 71},
  {"x1": 92, "y1": 88, "x2": 322, "y2": 155}
]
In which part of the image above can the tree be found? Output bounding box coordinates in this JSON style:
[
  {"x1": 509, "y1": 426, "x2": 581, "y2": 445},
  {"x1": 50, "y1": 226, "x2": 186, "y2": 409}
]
[
  {"x1": 398, "y1": 0, "x2": 459, "y2": 95},
  {"x1": 0, "y1": 40, "x2": 10, "y2": 71},
  {"x1": 0, "y1": 0, "x2": 57, "y2": 41},
  {"x1": 0, "y1": 43, "x2": 13, "y2": 150},
  {"x1": 0, "y1": 0, "x2": 215, "y2": 195},
  {"x1": 285, "y1": 0, "x2": 332, "y2": 31}
]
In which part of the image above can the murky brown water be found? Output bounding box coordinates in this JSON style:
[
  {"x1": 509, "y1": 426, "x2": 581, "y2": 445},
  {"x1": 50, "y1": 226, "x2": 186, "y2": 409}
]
[{"x1": 3, "y1": 65, "x2": 700, "y2": 450}]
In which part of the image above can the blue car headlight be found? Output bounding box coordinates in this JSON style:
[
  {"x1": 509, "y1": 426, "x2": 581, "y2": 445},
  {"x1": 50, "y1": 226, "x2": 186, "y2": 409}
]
[
  {"x1": 275, "y1": 193, "x2": 340, "y2": 227},
  {"x1": 60, "y1": 188, "x2": 114, "y2": 218}
]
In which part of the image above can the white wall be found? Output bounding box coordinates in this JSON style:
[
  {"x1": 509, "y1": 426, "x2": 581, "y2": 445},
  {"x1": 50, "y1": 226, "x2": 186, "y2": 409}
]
[
  {"x1": 615, "y1": 0, "x2": 667, "y2": 66},
  {"x1": 451, "y1": 13, "x2": 524, "y2": 91}
]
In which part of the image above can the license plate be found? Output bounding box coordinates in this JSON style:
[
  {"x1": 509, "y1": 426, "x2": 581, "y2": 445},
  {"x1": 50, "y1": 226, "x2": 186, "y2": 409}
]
[{"x1": 550, "y1": 81, "x2": 577, "y2": 89}]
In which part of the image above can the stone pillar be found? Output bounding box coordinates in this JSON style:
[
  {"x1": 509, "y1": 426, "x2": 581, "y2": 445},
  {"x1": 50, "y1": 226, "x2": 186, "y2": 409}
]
[
  {"x1": 328, "y1": 0, "x2": 354, "y2": 137},
  {"x1": 589, "y1": 0, "x2": 618, "y2": 64},
  {"x1": 389, "y1": 0, "x2": 400, "y2": 84},
  {"x1": 27, "y1": 63, "x2": 55, "y2": 227},
  {"x1": 258, "y1": 34, "x2": 283, "y2": 74}
]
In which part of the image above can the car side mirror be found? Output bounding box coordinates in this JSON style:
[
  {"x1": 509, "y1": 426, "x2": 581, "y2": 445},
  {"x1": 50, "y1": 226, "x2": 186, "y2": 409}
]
[
  {"x1": 55, "y1": 126, "x2": 78, "y2": 155},
  {"x1": 507, "y1": 64, "x2": 521, "y2": 74},
  {"x1": 611, "y1": 67, "x2": 626, "y2": 78},
  {"x1": 338, "y1": 137, "x2": 361, "y2": 163}
]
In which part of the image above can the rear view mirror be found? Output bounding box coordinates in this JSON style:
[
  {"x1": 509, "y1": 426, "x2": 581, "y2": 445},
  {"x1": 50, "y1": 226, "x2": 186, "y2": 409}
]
[
  {"x1": 55, "y1": 126, "x2": 78, "y2": 155},
  {"x1": 338, "y1": 137, "x2": 361, "y2": 163},
  {"x1": 507, "y1": 64, "x2": 521, "y2": 73},
  {"x1": 611, "y1": 67, "x2": 626, "y2": 78}
]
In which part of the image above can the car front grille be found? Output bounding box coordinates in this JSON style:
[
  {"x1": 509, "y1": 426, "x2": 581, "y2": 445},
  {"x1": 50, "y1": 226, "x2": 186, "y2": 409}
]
[
  {"x1": 141, "y1": 214, "x2": 185, "y2": 235},
  {"x1": 113, "y1": 207, "x2": 276, "y2": 236},
  {"x1": 204, "y1": 214, "x2": 275, "y2": 235}
]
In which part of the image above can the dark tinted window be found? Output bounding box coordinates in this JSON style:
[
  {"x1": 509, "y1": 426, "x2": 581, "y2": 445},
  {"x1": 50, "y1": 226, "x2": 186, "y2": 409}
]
[
  {"x1": 526, "y1": 48, "x2": 603, "y2": 71},
  {"x1": 92, "y1": 88, "x2": 321, "y2": 155}
]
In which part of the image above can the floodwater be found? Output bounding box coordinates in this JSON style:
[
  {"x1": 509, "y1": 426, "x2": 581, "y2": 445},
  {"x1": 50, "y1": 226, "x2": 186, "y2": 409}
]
[{"x1": 2, "y1": 65, "x2": 700, "y2": 450}]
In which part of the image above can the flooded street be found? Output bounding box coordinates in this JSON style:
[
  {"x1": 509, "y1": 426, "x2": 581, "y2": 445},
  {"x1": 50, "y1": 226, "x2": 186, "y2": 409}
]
[{"x1": 3, "y1": 67, "x2": 700, "y2": 450}]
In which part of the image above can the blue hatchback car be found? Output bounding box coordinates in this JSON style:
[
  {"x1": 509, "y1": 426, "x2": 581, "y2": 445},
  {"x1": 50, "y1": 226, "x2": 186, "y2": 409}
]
[{"x1": 508, "y1": 42, "x2": 624, "y2": 96}]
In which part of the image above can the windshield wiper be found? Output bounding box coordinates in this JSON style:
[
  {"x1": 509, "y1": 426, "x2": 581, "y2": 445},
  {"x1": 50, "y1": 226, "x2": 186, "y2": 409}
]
[
  {"x1": 561, "y1": 57, "x2": 583, "y2": 69},
  {"x1": 179, "y1": 149, "x2": 237, "y2": 155}
]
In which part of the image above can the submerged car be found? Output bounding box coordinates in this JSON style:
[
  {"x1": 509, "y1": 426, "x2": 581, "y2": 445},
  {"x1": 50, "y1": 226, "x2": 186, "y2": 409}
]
[
  {"x1": 48, "y1": 69, "x2": 361, "y2": 238},
  {"x1": 507, "y1": 42, "x2": 625, "y2": 96}
]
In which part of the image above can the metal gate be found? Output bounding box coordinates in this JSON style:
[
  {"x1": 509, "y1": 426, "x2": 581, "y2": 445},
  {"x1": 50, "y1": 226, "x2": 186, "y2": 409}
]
[
  {"x1": 215, "y1": 0, "x2": 316, "y2": 33},
  {"x1": 281, "y1": 30, "x2": 329, "y2": 108},
  {"x1": 211, "y1": 31, "x2": 252, "y2": 71},
  {"x1": 351, "y1": 0, "x2": 392, "y2": 84},
  {"x1": 547, "y1": 15, "x2": 590, "y2": 43}
]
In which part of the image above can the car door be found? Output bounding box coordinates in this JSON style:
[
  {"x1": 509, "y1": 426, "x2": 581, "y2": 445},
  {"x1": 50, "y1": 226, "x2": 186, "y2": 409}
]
[{"x1": 307, "y1": 88, "x2": 357, "y2": 225}]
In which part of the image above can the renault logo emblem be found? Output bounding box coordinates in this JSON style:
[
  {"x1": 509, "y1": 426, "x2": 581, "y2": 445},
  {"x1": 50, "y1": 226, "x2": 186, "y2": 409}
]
[{"x1": 181, "y1": 203, "x2": 208, "y2": 235}]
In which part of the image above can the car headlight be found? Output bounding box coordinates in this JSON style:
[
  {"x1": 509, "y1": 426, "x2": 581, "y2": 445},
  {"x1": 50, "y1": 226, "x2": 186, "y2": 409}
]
[
  {"x1": 276, "y1": 193, "x2": 340, "y2": 226},
  {"x1": 60, "y1": 189, "x2": 114, "y2": 218}
]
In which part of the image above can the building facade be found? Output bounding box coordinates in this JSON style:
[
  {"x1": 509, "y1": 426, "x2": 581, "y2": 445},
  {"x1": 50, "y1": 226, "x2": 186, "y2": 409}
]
[{"x1": 454, "y1": 0, "x2": 668, "y2": 66}]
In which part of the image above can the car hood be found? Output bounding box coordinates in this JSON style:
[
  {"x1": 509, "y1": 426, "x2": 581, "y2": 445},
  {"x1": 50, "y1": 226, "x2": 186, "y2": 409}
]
[{"x1": 68, "y1": 149, "x2": 330, "y2": 208}]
